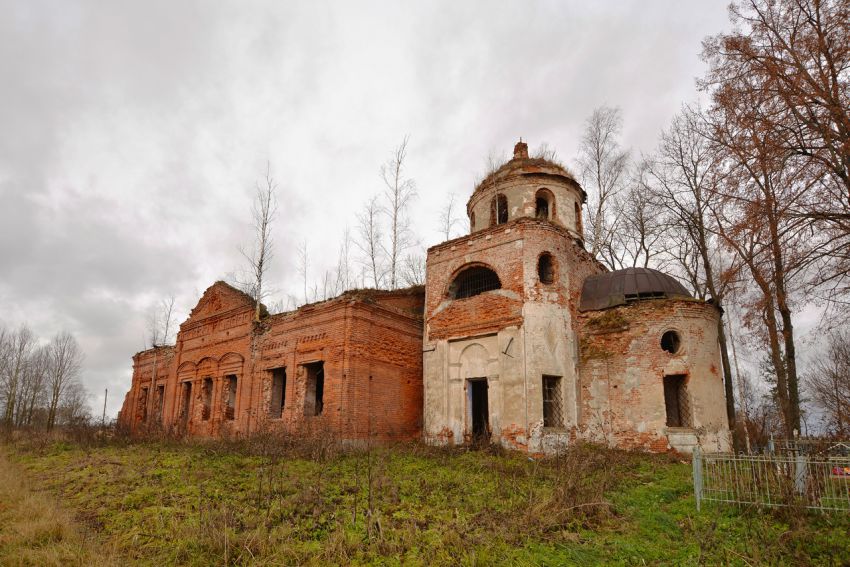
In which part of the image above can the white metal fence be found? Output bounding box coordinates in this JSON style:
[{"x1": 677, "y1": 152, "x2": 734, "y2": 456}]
[{"x1": 693, "y1": 447, "x2": 850, "y2": 512}]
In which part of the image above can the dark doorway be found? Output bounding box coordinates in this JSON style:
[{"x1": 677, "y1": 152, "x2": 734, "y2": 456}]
[
  {"x1": 269, "y1": 367, "x2": 287, "y2": 418},
  {"x1": 304, "y1": 361, "x2": 325, "y2": 416},
  {"x1": 225, "y1": 375, "x2": 237, "y2": 420},
  {"x1": 180, "y1": 382, "x2": 192, "y2": 425},
  {"x1": 663, "y1": 374, "x2": 689, "y2": 427},
  {"x1": 468, "y1": 378, "x2": 489, "y2": 439}
]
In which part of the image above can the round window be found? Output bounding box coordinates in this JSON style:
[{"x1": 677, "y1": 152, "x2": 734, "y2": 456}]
[{"x1": 660, "y1": 330, "x2": 681, "y2": 354}]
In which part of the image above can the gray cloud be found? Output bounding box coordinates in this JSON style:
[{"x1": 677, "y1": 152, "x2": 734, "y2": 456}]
[{"x1": 0, "y1": 1, "x2": 731, "y2": 417}]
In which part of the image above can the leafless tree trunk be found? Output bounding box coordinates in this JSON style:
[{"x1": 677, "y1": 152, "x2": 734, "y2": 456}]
[
  {"x1": 297, "y1": 239, "x2": 309, "y2": 304},
  {"x1": 241, "y1": 164, "x2": 278, "y2": 322},
  {"x1": 438, "y1": 193, "x2": 461, "y2": 240},
  {"x1": 356, "y1": 195, "x2": 385, "y2": 288},
  {"x1": 1, "y1": 326, "x2": 34, "y2": 430},
  {"x1": 804, "y1": 328, "x2": 850, "y2": 437},
  {"x1": 147, "y1": 294, "x2": 176, "y2": 348},
  {"x1": 646, "y1": 107, "x2": 739, "y2": 441},
  {"x1": 381, "y1": 136, "x2": 417, "y2": 289},
  {"x1": 17, "y1": 345, "x2": 48, "y2": 427},
  {"x1": 618, "y1": 160, "x2": 667, "y2": 268},
  {"x1": 706, "y1": 107, "x2": 815, "y2": 437},
  {"x1": 46, "y1": 331, "x2": 84, "y2": 432},
  {"x1": 401, "y1": 252, "x2": 426, "y2": 287},
  {"x1": 335, "y1": 228, "x2": 353, "y2": 293},
  {"x1": 577, "y1": 106, "x2": 630, "y2": 268}
]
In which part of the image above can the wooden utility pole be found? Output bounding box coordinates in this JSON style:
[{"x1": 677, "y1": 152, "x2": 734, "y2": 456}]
[{"x1": 102, "y1": 388, "x2": 108, "y2": 427}]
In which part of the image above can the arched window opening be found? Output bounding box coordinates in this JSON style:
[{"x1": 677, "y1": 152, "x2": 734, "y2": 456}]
[
  {"x1": 470, "y1": 211, "x2": 476, "y2": 232},
  {"x1": 574, "y1": 202, "x2": 583, "y2": 234},
  {"x1": 536, "y1": 197, "x2": 549, "y2": 219},
  {"x1": 493, "y1": 194, "x2": 508, "y2": 225},
  {"x1": 535, "y1": 188, "x2": 554, "y2": 220},
  {"x1": 538, "y1": 253, "x2": 555, "y2": 284},
  {"x1": 661, "y1": 330, "x2": 681, "y2": 354},
  {"x1": 449, "y1": 266, "x2": 502, "y2": 299}
]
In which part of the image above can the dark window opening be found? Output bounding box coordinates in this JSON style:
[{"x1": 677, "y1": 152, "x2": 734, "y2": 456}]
[
  {"x1": 201, "y1": 377, "x2": 213, "y2": 421},
  {"x1": 470, "y1": 211, "x2": 475, "y2": 231},
  {"x1": 542, "y1": 375, "x2": 564, "y2": 427},
  {"x1": 491, "y1": 194, "x2": 508, "y2": 226},
  {"x1": 468, "y1": 378, "x2": 489, "y2": 439},
  {"x1": 180, "y1": 382, "x2": 192, "y2": 424},
  {"x1": 538, "y1": 253, "x2": 555, "y2": 285},
  {"x1": 536, "y1": 197, "x2": 549, "y2": 219},
  {"x1": 304, "y1": 362, "x2": 325, "y2": 416},
  {"x1": 225, "y1": 375, "x2": 237, "y2": 420},
  {"x1": 625, "y1": 291, "x2": 666, "y2": 303},
  {"x1": 497, "y1": 194, "x2": 508, "y2": 224},
  {"x1": 269, "y1": 367, "x2": 287, "y2": 418},
  {"x1": 574, "y1": 202, "x2": 583, "y2": 233},
  {"x1": 663, "y1": 374, "x2": 690, "y2": 427},
  {"x1": 449, "y1": 266, "x2": 501, "y2": 299},
  {"x1": 156, "y1": 385, "x2": 165, "y2": 423},
  {"x1": 139, "y1": 387, "x2": 149, "y2": 422},
  {"x1": 661, "y1": 330, "x2": 681, "y2": 354}
]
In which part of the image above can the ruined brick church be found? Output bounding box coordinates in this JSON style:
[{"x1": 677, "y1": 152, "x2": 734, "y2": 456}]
[{"x1": 120, "y1": 141, "x2": 731, "y2": 453}]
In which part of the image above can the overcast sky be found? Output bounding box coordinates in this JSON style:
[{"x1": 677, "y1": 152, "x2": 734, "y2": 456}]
[{"x1": 0, "y1": 1, "x2": 741, "y2": 418}]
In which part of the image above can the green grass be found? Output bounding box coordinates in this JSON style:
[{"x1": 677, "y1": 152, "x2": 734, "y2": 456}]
[{"x1": 4, "y1": 438, "x2": 849, "y2": 566}]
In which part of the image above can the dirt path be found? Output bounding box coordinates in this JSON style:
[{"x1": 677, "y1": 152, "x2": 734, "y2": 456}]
[{"x1": 0, "y1": 449, "x2": 118, "y2": 566}]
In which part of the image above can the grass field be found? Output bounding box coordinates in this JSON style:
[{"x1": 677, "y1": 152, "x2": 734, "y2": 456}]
[{"x1": 1, "y1": 435, "x2": 848, "y2": 566}]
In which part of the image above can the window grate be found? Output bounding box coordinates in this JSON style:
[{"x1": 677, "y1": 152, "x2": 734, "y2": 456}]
[
  {"x1": 543, "y1": 376, "x2": 564, "y2": 428},
  {"x1": 664, "y1": 374, "x2": 690, "y2": 427},
  {"x1": 451, "y1": 267, "x2": 501, "y2": 299}
]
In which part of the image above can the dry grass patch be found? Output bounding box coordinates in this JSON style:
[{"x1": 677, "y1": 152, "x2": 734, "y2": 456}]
[{"x1": 0, "y1": 449, "x2": 117, "y2": 566}]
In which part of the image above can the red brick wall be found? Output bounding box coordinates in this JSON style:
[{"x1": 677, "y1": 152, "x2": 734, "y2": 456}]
[
  {"x1": 120, "y1": 282, "x2": 423, "y2": 441},
  {"x1": 425, "y1": 218, "x2": 604, "y2": 341}
]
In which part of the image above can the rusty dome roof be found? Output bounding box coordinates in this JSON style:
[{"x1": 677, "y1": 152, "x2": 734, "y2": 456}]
[{"x1": 579, "y1": 267, "x2": 692, "y2": 312}]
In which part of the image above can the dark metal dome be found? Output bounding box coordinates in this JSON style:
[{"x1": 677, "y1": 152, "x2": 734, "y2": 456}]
[{"x1": 579, "y1": 267, "x2": 691, "y2": 312}]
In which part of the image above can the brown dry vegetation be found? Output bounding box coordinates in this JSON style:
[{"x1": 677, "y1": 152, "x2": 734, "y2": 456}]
[
  {"x1": 1, "y1": 428, "x2": 848, "y2": 565},
  {"x1": 0, "y1": 446, "x2": 117, "y2": 566}
]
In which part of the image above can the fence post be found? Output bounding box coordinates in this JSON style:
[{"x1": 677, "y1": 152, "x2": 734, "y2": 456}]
[
  {"x1": 693, "y1": 446, "x2": 702, "y2": 512},
  {"x1": 794, "y1": 453, "x2": 807, "y2": 496}
]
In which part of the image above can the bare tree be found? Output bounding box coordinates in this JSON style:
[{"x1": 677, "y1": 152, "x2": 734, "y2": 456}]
[
  {"x1": 356, "y1": 195, "x2": 385, "y2": 288},
  {"x1": 437, "y1": 193, "x2": 462, "y2": 240},
  {"x1": 702, "y1": 0, "x2": 850, "y2": 304},
  {"x1": 147, "y1": 294, "x2": 176, "y2": 348},
  {"x1": 46, "y1": 331, "x2": 84, "y2": 431},
  {"x1": 707, "y1": 106, "x2": 816, "y2": 438},
  {"x1": 334, "y1": 228, "x2": 353, "y2": 293},
  {"x1": 617, "y1": 160, "x2": 667, "y2": 269},
  {"x1": 16, "y1": 345, "x2": 48, "y2": 427},
  {"x1": 1, "y1": 326, "x2": 34, "y2": 429},
  {"x1": 401, "y1": 252, "x2": 426, "y2": 287},
  {"x1": 533, "y1": 141, "x2": 559, "y2": 162},
  {"x1": 646, "y1": 107, "x2": 739, "y2": 441},
  {"x1": 297, "y1": 239, "x2": 310, "y2": 304},
  {"x1": 381, "y1": 136, "x2": 418, "y2": 289},
  {"x1": 241, "y1": 164, "x2": 278, "y2": 322},
  {"x1": 804, "y1": 328, "x2": 850, "y2": 436},
  {"x1": 577, "y1": 106, "x2": 630, "y2": 268}
]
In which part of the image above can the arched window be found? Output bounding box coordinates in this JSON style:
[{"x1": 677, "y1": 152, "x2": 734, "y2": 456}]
[
  {"x1": 535, "y1": 188, "x2": 554, "y2": 220},
  {"x1": 574, "y1": 201, "x2": 583, "y2": 234},
  {"x1": 448, "y1": 265, "x2": 501, "y2": 299},
  {"x1": 491, "y1": 194, "x2": 508, "y2": 226},
  {"x1": 538, "y1": 253, "x2": 555, "y2": 284},
  {"x1": 470, "y1": 211, "x2": 476, "y2": 232}
]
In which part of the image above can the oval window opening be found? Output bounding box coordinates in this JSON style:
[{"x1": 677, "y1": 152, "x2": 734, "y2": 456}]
[{"x1": 661, "y1": 331, "x2": 681, "y2": 354}]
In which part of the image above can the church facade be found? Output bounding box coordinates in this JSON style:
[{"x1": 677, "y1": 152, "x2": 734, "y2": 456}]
[{"x1": 120, "y1": 141, "x2": 731, "y2": 453}]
